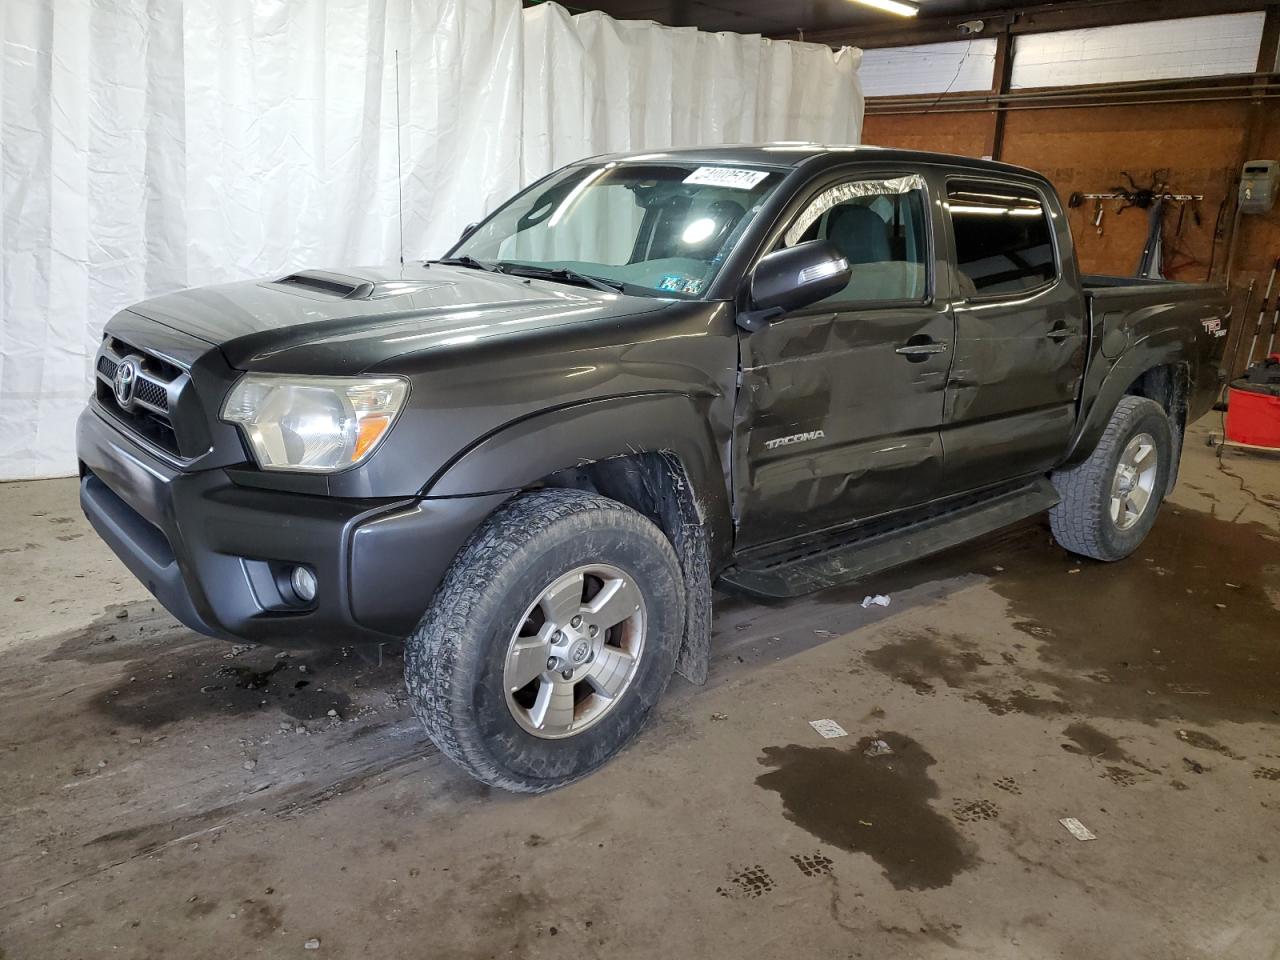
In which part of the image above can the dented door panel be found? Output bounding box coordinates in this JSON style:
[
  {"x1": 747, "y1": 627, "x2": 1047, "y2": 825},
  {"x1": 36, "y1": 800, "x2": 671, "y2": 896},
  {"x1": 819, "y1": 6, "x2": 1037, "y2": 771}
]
[
  {"x1": 733, "y1": 303, "x2": 952, "y2": 550},
  {"x1": 940, "y1": 281, "x2": 1086, "y2": 491},
  {"x1": 937, "y1": 177, "x2": 1087, "y2": 492}
]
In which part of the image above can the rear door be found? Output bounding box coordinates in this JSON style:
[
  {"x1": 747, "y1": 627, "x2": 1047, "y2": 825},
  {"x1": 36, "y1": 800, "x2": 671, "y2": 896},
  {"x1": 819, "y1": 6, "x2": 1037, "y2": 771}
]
[
  {"x1": 938, "y1": 178, "x2": 1086, "y2": 493},
  {"x1": 732, "y1": 169, "x2": 955, "y2": 550}
]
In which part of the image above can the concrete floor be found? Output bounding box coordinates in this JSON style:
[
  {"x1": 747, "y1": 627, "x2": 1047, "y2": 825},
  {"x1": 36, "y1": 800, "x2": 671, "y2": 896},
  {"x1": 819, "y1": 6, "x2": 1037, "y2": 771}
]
[{"x1": 2, "y1": 419, "x2": 1279, "y2": 960}]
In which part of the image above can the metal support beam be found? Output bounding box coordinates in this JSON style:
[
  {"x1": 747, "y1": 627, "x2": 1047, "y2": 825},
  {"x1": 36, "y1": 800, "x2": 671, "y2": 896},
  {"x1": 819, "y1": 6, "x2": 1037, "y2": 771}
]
[
  {"x1": 866, "y1": 74, "x2": 1280, "y2": 116},
  {"x1": 1221, "y1": 5, "x2": 1280, "y2": 295},
  {"x1": 1243, "y1": 4, "x2": 1280, "y2": 164},
  {"x1": 983, "y1": 26, "x2": 1014, "y2": 160},
  {"x1": 798, "y1": 0, "x2": 1269, "y2": 50},
  {"x1": 664, "y1": 0, "x2": 690, "y2": 29}
]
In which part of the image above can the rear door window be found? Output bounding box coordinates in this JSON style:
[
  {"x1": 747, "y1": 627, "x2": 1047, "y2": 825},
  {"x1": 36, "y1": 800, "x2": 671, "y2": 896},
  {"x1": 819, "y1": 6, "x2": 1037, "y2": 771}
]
[{"x1": 946, "y1": 181, "x2": 1056, "y2": 297}]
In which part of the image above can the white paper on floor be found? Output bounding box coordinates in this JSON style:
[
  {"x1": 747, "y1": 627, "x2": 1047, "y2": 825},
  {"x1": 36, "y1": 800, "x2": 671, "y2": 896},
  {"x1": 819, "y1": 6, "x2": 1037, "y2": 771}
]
[
  {"x1": 808, "y1": 719, "x2": 849, "y2": 739},
  {"x1": 1059, "y1": 817, "x2": 1097, "y2": 841}
]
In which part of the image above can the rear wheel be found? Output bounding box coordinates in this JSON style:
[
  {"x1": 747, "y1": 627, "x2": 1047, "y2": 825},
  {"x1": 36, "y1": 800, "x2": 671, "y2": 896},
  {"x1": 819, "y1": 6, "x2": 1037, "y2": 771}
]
[
  {"x1": 1049, "y1": 395, "x2": 1173, "y2": 561},
  {"x1": 405, "y1": 489, "x2": 684, "y2": 793}
]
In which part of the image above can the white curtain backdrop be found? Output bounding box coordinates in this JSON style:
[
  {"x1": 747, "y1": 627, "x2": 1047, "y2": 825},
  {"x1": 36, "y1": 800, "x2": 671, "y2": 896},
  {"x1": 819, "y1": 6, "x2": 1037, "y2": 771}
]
[
  {"x1": 0, "y1": 0, "x2": 862, "y2": 481},
  {"x1": 521, "y1": 6, "x2": 863, "y2": 181}
]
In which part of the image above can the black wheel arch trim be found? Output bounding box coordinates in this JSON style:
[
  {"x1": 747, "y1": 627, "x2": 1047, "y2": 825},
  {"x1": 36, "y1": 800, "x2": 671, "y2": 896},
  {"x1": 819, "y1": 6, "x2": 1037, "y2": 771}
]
[
  {"x1": 423, "y1": 391, "x2": 733, "y2": 566},
  {"x1": 1064, "y1": 331, "x2": 1192, "y2": 470}
]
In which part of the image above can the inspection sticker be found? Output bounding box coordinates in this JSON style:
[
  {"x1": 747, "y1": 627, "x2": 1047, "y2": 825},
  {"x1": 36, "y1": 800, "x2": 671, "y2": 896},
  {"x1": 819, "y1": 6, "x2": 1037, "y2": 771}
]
[
  {"x1": 808, "y1": 719, "x2": 849, "y2": 740},
  {"x1": 684, "y1": 166, "x2": 770, "y2": 190}
]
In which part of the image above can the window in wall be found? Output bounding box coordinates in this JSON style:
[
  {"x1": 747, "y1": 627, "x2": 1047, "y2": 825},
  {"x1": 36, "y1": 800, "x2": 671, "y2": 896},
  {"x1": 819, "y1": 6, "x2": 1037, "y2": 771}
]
[
  {"x1": 784, "y1": 175, "x2": 929, "y2": 305},
  {"x1": 1010, "y1": 12, "x2": 1265, "y2": 89},
  {"x1": 946, "y1": 182, "x2": 1055, "y2": 297},
  {"x1": 860, "y1": 39, "x2": 998, "y2": 97}
]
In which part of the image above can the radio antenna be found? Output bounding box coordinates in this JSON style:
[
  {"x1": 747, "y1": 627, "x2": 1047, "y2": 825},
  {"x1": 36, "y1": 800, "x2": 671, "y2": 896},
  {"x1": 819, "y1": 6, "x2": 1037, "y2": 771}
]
[{"x1": 394, "y1": 48, "x2": 405, "y2": 267}]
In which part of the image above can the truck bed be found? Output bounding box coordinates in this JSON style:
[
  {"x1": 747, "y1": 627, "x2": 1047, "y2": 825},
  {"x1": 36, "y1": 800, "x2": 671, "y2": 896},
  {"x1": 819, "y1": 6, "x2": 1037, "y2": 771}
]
[
  {"x1": 1082, "y1": 273, "x2": 1224, "y2": 329},
  {"x1": 1080, "y1": 273, "x2": 1228, "y2": 428},
  {"x1": 1082, "y1": 273, "x2": 1220, "y2": 294}
]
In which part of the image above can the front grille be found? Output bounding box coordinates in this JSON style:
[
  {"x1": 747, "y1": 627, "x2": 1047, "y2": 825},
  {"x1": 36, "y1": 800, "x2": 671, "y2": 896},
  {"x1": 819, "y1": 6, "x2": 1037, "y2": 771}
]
[
  {"x1": 134, "y1": 378, "x2": 169, "y2": 410},
  {"x1": 94, "y1": 337, "x2": 187, "y2": 457}
]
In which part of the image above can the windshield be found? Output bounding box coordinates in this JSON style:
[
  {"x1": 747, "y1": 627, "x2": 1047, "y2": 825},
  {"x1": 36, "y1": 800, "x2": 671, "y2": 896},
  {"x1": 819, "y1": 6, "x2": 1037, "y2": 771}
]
[{"x1": 449, "y1": 161, "x2": 784, "y2": 298}]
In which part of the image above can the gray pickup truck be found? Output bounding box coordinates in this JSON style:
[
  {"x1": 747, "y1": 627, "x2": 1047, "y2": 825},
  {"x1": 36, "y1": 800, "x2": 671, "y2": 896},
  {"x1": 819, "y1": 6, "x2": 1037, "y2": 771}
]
[{"x1": 78, "y1": 145, "x2": 1228, "y2": 791}]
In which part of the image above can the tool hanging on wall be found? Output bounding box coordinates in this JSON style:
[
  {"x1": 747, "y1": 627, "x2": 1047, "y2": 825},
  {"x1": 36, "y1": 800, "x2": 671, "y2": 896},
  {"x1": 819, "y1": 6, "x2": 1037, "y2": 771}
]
[
  {"x1": 1068, "y1": 171, "x2": 1205, "y2": 279},
  {"x1": 1220, "y1": 277, "x2": 1256, "y2": 403},
  {"x1": 1135, "y1": 200, "x2": 1167, "y2": 279},
  {"x1": 1266, "y1": 290, "x2": 1280, "y2": 362},
  {"x1": 1244, "y1": 259, "x2": 1279, "y2": 370},
  {"x1": 1068, "y1": 172, "x2": 1204, "y2": 215}
]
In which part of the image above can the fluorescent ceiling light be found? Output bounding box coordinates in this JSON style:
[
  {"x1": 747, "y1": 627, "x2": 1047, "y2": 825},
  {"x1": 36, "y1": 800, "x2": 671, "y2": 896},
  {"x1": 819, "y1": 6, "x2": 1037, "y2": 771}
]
[{"x1": 848, "y1": 0, "x2": 919, "y2": 17}]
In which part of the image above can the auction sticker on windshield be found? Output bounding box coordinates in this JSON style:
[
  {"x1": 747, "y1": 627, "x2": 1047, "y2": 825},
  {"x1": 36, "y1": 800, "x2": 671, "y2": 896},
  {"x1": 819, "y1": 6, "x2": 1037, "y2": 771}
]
[{"x1": 683, "y1": 166, "x2": 770, "y2": 190}]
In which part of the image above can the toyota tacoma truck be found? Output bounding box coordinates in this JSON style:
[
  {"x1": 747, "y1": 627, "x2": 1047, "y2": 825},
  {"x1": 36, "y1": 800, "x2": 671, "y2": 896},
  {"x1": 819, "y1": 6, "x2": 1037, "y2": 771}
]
[{"x1": 78, "y1": 146, "x2": 1229, "y2": 792}]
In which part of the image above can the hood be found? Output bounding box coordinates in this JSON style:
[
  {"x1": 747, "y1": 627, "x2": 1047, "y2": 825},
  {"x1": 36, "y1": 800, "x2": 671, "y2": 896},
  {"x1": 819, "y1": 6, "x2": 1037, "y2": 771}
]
[{"x1": 126, "y1": 263, "x2": 667, "y2": 373}]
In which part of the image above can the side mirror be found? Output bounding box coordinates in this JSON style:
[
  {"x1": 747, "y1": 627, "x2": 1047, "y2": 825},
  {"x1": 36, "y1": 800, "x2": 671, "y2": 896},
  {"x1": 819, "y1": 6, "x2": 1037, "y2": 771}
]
[
  {"x1": 458, "y1": 222, "x2": 480, "y2": 243},
  {"x1": 738, "y1": 240, "x2": 851, "y2": 332}
]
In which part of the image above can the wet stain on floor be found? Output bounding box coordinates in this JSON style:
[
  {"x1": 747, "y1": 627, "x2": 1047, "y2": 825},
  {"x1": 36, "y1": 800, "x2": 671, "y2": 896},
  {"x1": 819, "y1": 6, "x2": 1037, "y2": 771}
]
[
  {"x1": 970, "y1": 689, "x2": 1070, "y2": 717},
  {"x1": 1175, "y1": 728, "x2": 1244, "y2": 760},
  {"x1": 861, "y1": 508, "x2": 1280, "y2": 728},
  {"x1": 862, "y1": 627, "x2": 991, "y2": 696},
  {"x1": 1060, "y1": 721, "x2": 1158, "y2": 773},
  {"x1": 32, "y1": 601, "x2": 400, "y2": 729},
  {"x1": 716, "y1": 865, "x2": 776, "y2": 899},
  {"x1": 995, "y1": 510, "x2": 1280, "y2": 725},
  {"x1": 756, "y1": 733, "x2": 976, "y2": 891}
]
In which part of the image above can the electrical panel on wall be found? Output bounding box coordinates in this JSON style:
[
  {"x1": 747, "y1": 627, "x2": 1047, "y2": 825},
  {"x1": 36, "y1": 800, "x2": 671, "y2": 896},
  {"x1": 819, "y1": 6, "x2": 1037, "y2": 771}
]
[{"x1": 1240, "y1": 161, "x2": 1279, "y2": 215}]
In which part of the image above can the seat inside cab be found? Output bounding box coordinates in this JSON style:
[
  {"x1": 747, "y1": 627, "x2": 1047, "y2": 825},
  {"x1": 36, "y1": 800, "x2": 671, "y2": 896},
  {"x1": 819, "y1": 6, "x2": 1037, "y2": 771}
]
[{"x1": 792, "y1": 190, "x2": 928, "y2": 304}]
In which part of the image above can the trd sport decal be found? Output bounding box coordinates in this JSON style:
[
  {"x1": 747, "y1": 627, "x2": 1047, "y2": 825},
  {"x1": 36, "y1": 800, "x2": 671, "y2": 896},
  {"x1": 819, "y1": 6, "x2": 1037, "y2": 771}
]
[
  {"x1": 1200, "y1": 316, "x2": 1227, "y2": 338},
  {"x1": 764, "y1": 430, "x2": 825, "y2": 451}
]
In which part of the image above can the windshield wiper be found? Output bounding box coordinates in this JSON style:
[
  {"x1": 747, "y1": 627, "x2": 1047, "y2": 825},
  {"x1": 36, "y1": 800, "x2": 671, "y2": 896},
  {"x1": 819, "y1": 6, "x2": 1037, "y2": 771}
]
[
  {"x1": 429, "y1": 255, "x2": 503, "y2": 273},
  {"x1": 496, "y1": 263, "x2": 625, "y2": 294}
]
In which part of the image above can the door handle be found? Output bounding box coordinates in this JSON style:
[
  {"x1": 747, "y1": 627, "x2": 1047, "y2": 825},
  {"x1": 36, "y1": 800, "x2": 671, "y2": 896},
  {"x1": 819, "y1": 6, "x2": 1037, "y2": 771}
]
[
  {"x1": 895, "y1": 342, "x2": 948, "y2": 358},
  {"x1": 1047, "y1": 325, "x2": 1071, "y2": 342}
]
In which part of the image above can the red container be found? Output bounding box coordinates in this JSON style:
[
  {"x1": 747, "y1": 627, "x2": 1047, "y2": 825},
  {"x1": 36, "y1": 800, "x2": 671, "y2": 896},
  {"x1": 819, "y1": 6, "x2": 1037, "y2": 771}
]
[{"x1": 1226, "y1": 380, "x2": 1280, "y2": 449}]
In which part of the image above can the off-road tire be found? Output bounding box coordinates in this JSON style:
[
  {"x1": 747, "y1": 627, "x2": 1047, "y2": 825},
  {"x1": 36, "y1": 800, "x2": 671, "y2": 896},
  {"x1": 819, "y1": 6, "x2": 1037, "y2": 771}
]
[
  {"x1": 1049, "y1": 395, "x2": 1174, "y2": 561},
  {"x1": 405, "y1": 489, "x2": 685, "y2": 793}
]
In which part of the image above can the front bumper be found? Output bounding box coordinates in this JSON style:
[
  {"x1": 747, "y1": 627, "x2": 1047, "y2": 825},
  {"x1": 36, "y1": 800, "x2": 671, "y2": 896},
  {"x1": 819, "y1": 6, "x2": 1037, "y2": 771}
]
[{"x1": 77, "y1": 406, "x2": 510, "y2": 647}]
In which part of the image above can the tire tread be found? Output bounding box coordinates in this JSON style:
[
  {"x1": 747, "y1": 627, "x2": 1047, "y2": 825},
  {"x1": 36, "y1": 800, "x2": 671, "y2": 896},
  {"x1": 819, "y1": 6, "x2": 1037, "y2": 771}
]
[
  {"x1": 405, "y1": 489, "x2": 681, "y2": 793},
  {"x1": 1049, "y1": 395, "x2": 1169, "y2": 561}
]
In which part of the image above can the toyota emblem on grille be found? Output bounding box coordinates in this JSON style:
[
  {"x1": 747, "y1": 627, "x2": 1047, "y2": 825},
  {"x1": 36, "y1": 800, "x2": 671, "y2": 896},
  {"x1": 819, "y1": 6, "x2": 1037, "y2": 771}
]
[{"x1": 113, "y1": 357, "x2": 140, "y2": 410}]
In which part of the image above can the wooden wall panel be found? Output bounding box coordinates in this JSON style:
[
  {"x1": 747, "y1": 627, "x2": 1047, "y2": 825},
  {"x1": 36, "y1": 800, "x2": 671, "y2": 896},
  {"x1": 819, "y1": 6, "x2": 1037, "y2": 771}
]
[
  {"x1": 863, "y1": 100, "x2": 1280, "y2": 374},
  {"x1": 862, "y1": 110, "x2": 993, "y2": 161},
  {"x1": 1001, "y1": 102, "x2": 1249, "y2": 281}
]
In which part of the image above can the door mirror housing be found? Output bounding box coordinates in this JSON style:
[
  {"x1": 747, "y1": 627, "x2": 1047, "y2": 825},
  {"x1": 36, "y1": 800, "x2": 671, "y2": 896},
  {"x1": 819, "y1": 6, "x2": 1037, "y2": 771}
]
[
  {"x1": 458, "y1": 222, "x2": 480, "y2": 244},
  {"x1": 738, "y1": 240, "x2": 851, "y2": 332}
]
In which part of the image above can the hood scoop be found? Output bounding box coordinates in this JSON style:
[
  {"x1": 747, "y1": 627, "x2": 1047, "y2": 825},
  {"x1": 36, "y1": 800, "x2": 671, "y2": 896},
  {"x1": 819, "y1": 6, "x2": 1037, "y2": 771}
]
[{"x1": 266, "y1": 270, "x2": 448, "y2": 301}]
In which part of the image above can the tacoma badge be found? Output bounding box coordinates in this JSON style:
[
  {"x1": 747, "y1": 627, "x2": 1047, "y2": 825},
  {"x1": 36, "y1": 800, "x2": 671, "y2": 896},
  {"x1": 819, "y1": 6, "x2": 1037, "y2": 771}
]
[{"x1": 765, "y1": 430, "x2": 825, "y2": 450}]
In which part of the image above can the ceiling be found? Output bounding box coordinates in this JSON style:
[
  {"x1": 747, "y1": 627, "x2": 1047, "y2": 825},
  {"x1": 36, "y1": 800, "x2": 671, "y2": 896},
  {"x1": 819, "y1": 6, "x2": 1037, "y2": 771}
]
[{"x1": 550, "y1": 0, "x2": 1068, "y2": 36}]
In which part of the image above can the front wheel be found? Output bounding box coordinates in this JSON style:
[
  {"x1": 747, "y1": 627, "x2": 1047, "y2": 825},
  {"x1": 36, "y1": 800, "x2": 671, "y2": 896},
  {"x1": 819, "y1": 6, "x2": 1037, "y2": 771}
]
[
  {"x1": 1049, "y1": 395, "x2": 1174, "y2": 561},
  {"x1": 405, "y1": 489, "x2": 685, "y2": 793}
]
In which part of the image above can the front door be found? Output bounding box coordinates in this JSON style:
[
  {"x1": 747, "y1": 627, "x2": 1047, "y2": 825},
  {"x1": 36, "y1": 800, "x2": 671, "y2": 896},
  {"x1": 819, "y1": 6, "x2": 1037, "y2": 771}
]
[
  {"x1": 733, "y1": 172, "x2": 955, "y2": 551},
  {"x1": 937, "y1": 178, "x2": 1087, "y2": 493}
]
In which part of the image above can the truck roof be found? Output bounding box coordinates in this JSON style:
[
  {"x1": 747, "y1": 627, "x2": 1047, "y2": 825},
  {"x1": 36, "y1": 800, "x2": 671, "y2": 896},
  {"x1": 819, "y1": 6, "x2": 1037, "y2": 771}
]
[{"x1": 585, "y1": 143, "x2": 1047, "y2": 183}]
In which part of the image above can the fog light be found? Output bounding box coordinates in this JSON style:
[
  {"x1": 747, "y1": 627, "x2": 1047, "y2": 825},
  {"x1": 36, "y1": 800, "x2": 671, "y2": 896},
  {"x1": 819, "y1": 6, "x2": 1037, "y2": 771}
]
[{"x1": 290, "y1": 565, "x2": 317, "y2": 603}]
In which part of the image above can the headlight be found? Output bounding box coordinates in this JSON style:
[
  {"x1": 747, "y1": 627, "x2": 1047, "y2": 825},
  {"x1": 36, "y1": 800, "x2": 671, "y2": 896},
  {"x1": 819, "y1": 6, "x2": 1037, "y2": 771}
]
[{"x1": 221, "y1": 375, "x2": 409, "y2": 472}]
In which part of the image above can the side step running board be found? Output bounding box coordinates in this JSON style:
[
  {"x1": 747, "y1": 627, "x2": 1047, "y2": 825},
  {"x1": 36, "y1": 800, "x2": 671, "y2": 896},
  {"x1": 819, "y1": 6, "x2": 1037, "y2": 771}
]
[{"x1": 718, "y1": 477, "x2": 1060, "y2": 600}]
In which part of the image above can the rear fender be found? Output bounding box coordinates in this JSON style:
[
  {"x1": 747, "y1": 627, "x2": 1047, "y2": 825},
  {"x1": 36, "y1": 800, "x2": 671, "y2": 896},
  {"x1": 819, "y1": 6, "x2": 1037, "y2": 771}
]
[{"x1": 1066, "y1": 327, "x2": 1189, "y2": 469}]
